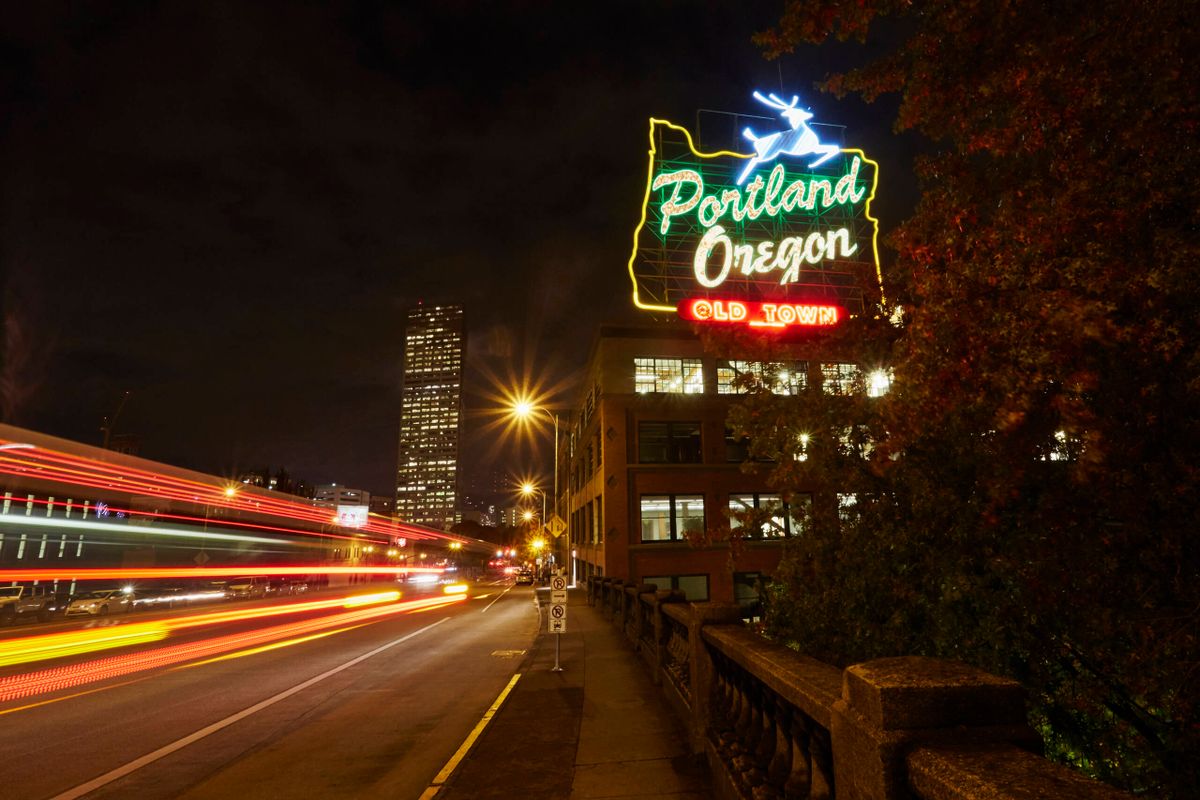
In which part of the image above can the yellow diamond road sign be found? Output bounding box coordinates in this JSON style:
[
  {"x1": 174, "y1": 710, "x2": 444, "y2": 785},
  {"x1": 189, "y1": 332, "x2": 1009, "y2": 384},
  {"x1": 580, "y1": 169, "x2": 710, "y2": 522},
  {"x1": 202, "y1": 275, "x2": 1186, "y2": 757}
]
[{"x1": 548, "y1": 515, "x2": 567, "y2": 538}]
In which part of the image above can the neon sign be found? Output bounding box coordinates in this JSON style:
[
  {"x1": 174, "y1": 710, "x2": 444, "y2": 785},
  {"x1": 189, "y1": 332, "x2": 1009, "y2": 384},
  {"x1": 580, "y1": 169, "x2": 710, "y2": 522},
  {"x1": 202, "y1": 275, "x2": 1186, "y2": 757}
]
[
  {"x1": 680, "y1": 298, "x2": 841, "y2": 329},
  {"x1": 628, "y1": 91, "x2": 881, "y2": 328}
]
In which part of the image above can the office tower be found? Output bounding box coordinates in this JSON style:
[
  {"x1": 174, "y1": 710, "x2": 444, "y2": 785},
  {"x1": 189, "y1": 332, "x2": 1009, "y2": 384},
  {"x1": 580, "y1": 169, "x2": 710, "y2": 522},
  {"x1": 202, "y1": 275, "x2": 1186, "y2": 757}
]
[{"x1": 396, "y1": 303, "x2": 464, "y2": 528}]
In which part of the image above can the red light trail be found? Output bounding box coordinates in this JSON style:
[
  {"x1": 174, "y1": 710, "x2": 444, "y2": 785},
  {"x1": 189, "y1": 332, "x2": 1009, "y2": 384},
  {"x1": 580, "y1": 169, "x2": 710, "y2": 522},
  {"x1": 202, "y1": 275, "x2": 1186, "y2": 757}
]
[
  {"x1": 0, "y1": 593, "x2": 466, "y2": 703},
  {"x1": 0, "y1": 566, "x2": 445, "y2": 582},
  {"x1": 0, "y1": 439, "x2": 470, "y2": 547}
]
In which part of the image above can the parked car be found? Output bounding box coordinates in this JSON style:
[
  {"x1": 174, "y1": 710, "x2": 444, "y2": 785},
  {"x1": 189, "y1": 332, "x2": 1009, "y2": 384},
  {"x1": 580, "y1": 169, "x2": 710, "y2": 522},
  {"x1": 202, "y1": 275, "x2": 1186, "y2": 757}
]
[
  {"x1": 65, "y1": 588, "x2": 135, "y2": 616},
  {"x1": 0, "y1": 585, "x2": 60, "y2": 624},
  {"x1": 514, "y1": 570, "x2": 534, "y2": 586},
  {"x1": 225, "y1": 576, "x2": 269, "y2": 600}
]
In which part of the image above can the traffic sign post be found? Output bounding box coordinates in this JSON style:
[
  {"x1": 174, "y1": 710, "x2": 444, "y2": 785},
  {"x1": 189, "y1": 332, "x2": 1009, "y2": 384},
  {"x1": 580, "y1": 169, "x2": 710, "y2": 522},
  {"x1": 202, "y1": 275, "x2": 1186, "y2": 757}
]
[{"x1": 548, "y1": 581, "x2": 568, "y2": 672}]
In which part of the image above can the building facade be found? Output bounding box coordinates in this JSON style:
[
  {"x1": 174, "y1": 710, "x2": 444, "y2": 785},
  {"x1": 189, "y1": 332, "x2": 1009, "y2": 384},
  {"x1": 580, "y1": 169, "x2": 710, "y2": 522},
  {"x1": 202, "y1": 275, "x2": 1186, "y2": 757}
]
[
  {"x1": 565, "y1": 322, "x2": 885, "y2": 605},
  {"x1": 312, "y1": 484, "x2": 371, "y2": 508},
  {"x1": 395, "y1": 303, "x2": 465, "y2": 528}
]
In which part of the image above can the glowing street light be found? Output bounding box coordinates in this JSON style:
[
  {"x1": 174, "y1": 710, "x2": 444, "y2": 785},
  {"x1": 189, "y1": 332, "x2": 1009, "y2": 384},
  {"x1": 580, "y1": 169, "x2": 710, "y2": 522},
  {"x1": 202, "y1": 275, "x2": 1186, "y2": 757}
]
[
  {"x1": 510, "y1": 396, "x2": 563, "y2": 570},
  {"x1": 520, "y1": 482, "x2": 547, "y2": 532}
]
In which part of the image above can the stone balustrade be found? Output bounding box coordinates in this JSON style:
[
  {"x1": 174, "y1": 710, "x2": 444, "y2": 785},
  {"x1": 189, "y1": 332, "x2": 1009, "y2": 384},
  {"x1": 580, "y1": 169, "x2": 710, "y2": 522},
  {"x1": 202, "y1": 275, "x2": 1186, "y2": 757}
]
[{"x1": 586, "y1": 576, "x2": 1133, "y2": 800}]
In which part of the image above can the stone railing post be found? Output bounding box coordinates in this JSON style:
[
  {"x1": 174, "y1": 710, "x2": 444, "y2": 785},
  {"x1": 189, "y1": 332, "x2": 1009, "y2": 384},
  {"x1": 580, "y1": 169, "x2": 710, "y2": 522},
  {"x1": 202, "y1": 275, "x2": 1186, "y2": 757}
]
[
  {"x1": 651, "y1": 588, "x2": 684, "y2": 687},
  {"x1": 634, "y1": 584, "x2": 656, "y2": 652},
  {"x1": 830, "y1": 656, "x2": 1040, "y2": 800},
  {"x1": 610, "y1": 580, "x2": 625, "y2": 626},
  {"x1": 687, "y1": 602, "x2": 745, "y2": 753}
]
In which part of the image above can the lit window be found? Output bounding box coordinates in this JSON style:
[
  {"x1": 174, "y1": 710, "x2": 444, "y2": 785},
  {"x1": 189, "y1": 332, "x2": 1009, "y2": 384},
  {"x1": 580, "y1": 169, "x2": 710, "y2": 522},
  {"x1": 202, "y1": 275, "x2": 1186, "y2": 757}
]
[
  {"x1": 866, "y1": 368, "x2": 892, "y2": 398},
  {"x1": 639, "y1": 494, "x2": 705, "y2": 542},
  {"x1": 728, "y1": 493, "x2": 810, "y2": 537},
  {"x1": 718, "y1": 361, "x2": 807, "y2": 395},
  {"x1": 634, "y1": 358, "x2": 704, "y2": 394},
  {"x1": 821, "y1": 363, "x2": 861, "y2": 395}
]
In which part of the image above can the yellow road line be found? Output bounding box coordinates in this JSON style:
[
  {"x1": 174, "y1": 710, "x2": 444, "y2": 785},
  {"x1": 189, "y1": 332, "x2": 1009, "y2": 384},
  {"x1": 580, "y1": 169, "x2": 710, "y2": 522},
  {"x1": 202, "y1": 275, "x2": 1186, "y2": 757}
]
[{"x1": 419, "y1": 672, "x2": 522, "y2": 799}]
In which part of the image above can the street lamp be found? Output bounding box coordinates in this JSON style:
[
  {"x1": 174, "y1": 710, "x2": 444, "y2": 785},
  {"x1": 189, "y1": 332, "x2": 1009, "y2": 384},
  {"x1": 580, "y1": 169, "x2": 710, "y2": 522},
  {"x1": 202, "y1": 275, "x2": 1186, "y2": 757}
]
[
  {"x1": 511, "y1": 398, "x2": 563, "y2": 572},
  {"x1": 520, "y1": 482, "x2": 547, "y2": 534}
]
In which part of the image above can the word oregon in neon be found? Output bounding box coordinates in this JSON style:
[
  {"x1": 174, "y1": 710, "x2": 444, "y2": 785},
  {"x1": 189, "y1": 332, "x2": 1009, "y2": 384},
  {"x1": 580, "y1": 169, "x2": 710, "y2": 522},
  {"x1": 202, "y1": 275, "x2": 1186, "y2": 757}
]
[
  {"x1": 654, "y1": 159, "x2": 867, "y2": 287},
  {"x1": 628, "y1": 93, "x2": 882, "y2": 323}
]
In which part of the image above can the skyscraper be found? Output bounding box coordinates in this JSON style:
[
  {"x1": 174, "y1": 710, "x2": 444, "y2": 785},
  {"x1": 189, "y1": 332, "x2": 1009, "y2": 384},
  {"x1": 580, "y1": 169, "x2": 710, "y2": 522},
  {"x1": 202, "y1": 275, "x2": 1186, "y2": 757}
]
[{"x1": 396, "y1": 303, "x2": 464, "y2": 528}]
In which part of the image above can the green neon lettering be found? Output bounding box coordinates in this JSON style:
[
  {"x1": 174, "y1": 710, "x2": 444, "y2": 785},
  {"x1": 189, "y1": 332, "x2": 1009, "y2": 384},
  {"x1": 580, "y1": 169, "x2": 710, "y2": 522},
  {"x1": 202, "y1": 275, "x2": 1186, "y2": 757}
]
[
  {"x1": 744, "y1": 175, "x2": 766, "y2": 220},
  {"x1": 763, "y1": 166, "x2": 785, "y2": 216},
  {"x1": 834, "y1": 157, "x2": 866, "y2": 204},
  {"x1": 694, "y1": 226, "x2": 733, "y2": 288},
  {"x1": 653, "y1": 170, "x2": 703, "y2": 235}
]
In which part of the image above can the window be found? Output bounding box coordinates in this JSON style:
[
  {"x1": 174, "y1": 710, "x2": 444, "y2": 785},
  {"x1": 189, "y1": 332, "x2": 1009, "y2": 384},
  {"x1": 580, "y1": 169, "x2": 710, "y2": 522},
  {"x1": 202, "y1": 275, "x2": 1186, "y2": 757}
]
[
  {"x1": 634, "y1": 358, "x2": 704, "y2": 394},
  {"x1": 725, "y1": 429, "x2": 750, "y2": 462},
  {"x1": 642, "y1": 574, "x2": 710, "y2": 602},
  {"x1": 821, "y1": 363, "x2": 861, "y2": 395},
  {"x1": 638, "y1": 421, "x2": 702, "y2": 463},
  {"x1": 837, "y1": 493, "x2": 858, "y2": 522},
  {"x1": 725, "y1": 427, "x2": 774, "y2": 463},
  {"x1": 640, "y1": 496, "x2": 672, "y2": 541},
  {"x1": 718, "y1": 360, "x2": 807, "y2": 395},
  {"x1": 733, "y1": 571, "x2": 764, "y2": 607},
  {"x1": 838, "y1": 425, "x2": 875, "y2": 458},
  {"x1": 640, "y1": 494, "x2": 705, "y2": 542},
  {"x1": 866, "y1": 368, "x2": 892, "y2": 397},
  {"x1": 728, "y1": 492, "x2": 811, "y2": 537}
]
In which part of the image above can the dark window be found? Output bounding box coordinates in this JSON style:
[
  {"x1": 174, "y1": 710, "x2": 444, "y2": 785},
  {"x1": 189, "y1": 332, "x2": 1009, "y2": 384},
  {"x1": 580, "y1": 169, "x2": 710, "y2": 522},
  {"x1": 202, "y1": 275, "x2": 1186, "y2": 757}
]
[
  {"x1": 642, "y1": 574, "x2": 710, "y2": 601},
  {"x1": 639, "y1": 421, "x2": 702, "y2": 464}
]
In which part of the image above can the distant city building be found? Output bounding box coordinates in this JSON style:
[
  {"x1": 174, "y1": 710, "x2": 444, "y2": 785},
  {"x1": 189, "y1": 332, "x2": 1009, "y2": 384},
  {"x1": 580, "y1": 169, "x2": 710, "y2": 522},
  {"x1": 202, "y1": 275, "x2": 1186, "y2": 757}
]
[
  {"x1": 368, "y1": 495, "x2": 394, "y2": 517},
  {"x1": 396, "y1": 303, "x2": 465, "y2": 528},
  {"x1": 239, "y1": 467, "x2": 311, "y2": 497},
  {"x1": 312, "y1": 483, "x2": 371, "y2": 509}
]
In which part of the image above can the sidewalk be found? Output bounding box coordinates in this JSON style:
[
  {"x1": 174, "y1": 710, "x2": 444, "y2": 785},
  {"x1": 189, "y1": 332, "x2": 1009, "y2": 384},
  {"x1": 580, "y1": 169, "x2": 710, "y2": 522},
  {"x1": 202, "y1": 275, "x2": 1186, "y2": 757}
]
[{"x1": 437, "y1": 588, "x2": 711, "y2": 800}]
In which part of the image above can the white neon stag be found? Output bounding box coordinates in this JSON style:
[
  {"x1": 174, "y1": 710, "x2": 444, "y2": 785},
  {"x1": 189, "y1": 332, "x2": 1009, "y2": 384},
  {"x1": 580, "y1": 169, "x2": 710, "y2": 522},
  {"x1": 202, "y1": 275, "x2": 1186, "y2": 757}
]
[{"x1": 738, "y1": 91, "x2": 840, "y2": 184}]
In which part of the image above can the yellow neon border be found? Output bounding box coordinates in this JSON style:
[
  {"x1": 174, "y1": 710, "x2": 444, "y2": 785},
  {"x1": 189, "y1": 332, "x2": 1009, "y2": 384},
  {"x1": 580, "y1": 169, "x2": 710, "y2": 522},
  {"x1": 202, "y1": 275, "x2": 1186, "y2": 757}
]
[{"x1": 626, "y1": 118, "x2": 885, "y2": 314}]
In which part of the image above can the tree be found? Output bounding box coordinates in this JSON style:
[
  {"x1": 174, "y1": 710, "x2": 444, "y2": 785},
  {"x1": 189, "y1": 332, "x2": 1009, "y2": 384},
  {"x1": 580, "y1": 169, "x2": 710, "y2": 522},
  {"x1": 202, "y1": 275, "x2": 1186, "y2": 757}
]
[{"x1": 729, "y1": 2, "x2": 1199, "y2": 795}]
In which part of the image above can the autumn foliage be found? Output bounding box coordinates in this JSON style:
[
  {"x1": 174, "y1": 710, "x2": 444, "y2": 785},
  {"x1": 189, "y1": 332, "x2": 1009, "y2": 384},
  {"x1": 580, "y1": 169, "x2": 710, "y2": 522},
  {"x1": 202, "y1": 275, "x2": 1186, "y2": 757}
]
[{"x1": 725, "y1": 1, "x2": 1200, "y2": 794}]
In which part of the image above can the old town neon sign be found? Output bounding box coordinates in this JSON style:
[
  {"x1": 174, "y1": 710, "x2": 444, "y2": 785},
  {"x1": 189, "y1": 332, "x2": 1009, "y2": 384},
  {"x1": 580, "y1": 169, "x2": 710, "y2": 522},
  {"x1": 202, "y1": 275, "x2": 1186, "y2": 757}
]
[
  {"x1": 628, "y1": 91, "x2": 882, "y2": 329},
  {"x1": 681, "y1": 298, "x2": 840, "y2": 328}
]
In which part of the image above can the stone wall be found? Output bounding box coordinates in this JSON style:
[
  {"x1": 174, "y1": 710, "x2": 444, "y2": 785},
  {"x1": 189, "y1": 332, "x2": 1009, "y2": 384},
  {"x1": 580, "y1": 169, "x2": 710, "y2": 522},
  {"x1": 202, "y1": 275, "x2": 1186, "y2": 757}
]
[{"x1": 587, "y1": 576, "x2": 1133, "y2": 800}]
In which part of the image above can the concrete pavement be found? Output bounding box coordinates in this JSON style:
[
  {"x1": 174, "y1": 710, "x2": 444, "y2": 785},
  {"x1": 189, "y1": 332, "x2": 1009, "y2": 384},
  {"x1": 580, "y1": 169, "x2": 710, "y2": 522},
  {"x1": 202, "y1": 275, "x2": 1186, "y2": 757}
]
[{"x1": 437, "y1": 587, "x2": 711, "y2": 800}]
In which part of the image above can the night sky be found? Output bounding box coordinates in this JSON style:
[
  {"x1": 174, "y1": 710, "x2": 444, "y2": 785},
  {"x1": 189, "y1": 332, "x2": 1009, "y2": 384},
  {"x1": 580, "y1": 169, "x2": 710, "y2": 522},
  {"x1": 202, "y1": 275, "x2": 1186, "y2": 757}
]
[{"x1": 1, "y1": 1, "x2": 917, "y2": 501}]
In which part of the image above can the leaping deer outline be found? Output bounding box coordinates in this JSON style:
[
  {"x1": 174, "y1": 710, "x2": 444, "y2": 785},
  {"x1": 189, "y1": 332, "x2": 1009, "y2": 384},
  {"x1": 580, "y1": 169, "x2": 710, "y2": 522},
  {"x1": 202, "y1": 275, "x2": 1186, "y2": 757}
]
[{"x1": 738, "y1": 92, "x2": 840, "y2": 185}]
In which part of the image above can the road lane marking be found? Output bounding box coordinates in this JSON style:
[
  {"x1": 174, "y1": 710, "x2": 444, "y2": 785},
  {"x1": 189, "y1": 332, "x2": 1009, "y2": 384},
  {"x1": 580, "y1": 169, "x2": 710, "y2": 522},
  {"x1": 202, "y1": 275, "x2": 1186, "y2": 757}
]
[
  {"x1": 419, "y1": 672, "x2": 522, "y2": 799},
  {"x1": 49, "y1": 618, "x2": 450, "y2": 800},
  {"x1": 481, "y1": 586, "x2": 512, "y2": 613}
]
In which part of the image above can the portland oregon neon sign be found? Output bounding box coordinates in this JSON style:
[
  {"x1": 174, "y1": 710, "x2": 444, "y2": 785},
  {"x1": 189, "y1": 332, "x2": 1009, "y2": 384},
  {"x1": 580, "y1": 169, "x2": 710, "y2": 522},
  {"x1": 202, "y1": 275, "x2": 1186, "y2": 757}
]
[{"x1": 628, "y1": 91, "x2": 882, "y2": 330}]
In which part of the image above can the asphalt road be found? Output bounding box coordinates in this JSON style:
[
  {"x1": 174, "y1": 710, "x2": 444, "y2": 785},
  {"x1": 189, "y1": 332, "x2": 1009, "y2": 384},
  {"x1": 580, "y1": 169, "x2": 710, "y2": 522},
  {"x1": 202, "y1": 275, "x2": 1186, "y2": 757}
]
[{"x1": 0, "y1": 579, "x2": 538, "y2": 800}]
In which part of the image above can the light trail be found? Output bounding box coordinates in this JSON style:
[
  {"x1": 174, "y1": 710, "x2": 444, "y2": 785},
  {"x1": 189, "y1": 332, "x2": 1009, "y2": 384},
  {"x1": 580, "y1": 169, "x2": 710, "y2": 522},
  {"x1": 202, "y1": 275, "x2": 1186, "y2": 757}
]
[
  {"x1": 0, "y1": 441, "x2": 458, "y2": 543},
  {"x1": 0, "y1": 594, "x2": 466, "y2": 703},
  {"x1": 0, "y1": 514, "x2": 297, "y2": 548},
  {"x1": 0, "y1": 494, "x2": 385, "y2": 544},
  {"x1": 0, "y1": 565, "x2": 445, "y2": 582},
  {"x1": 0, "y1": 589, "x2": 436, "y2": 667}
]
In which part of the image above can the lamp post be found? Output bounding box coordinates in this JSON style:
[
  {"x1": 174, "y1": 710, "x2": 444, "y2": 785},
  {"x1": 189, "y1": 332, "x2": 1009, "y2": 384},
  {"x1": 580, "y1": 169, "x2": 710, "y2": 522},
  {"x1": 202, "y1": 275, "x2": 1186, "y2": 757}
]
[
  {"x1": 520, "y1": 481, "x2": 546, "y2": 533},
  {"x1": 511, "y1": 400, "x2": 563, "y2": 574}
]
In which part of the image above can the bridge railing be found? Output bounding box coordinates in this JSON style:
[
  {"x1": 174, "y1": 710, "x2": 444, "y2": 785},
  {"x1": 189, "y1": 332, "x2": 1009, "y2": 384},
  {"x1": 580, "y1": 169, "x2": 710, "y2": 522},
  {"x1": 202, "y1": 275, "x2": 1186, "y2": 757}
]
[{"x1": 586, "y1": 576, "x2": 1132, "y2": 800}]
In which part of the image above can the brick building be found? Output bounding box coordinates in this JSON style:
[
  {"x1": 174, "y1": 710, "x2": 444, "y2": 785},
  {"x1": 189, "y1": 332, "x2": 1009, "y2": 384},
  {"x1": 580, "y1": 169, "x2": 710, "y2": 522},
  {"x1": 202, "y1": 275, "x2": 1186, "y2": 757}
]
[{"x1": 564, "y1": 321, "x2": 886, "y2": 605}]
